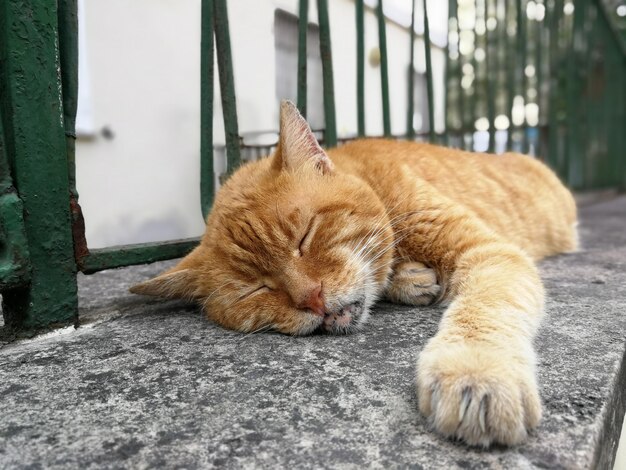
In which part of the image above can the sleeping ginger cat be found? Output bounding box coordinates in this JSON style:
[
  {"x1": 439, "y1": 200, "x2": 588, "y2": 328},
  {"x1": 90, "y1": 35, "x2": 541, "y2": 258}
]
[{"x1": 131, "y1": 100, "x2": 578, "y2": 447}]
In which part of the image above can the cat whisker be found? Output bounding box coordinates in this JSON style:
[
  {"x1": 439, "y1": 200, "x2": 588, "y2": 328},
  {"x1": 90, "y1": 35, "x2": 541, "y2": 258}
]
[
  {"x1": 349, "y1": 205, "x2": 411, "y2": 259},
  {"x1": 351, "y1": 223, "x2": 418, "y2": 279},
  {"x1": 352, "y1": 211, "x2": 421, "y2": 264},
  {"x1": 352, "y1": 209, "x2": 416, "y2": 257}
]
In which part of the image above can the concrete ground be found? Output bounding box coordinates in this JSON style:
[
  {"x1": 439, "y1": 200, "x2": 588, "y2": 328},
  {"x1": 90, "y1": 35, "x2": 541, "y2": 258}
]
[{"x1": 1, "y1": 197, "x2": 625, "y2": 469}]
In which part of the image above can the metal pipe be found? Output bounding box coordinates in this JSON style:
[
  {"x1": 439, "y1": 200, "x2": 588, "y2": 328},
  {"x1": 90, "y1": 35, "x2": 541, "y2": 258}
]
[
  {"x1": 356, "y1": 0, "x2": 365, "y2": 136},
  {"x1": 200, "y1": 0, "x2": 215, "y2": 218},
  {"x1": 406, "y1": 0, "x2": 416, "y2": 139},
  {"x1": 214, "y1": 0, "x2": 241, "y2": 175},
  {"x1": 423, "y1": 0, "x2": 435, "y2": 142},
  {"x1": 317, "y1": 0, "x2": 337, "y2": 147},
  {"x1": 376, "y1": 0, "x2": 391, "y2": 136},
  {"x1": 297, "y1": 0, "x2": 309, "y2": 117}
]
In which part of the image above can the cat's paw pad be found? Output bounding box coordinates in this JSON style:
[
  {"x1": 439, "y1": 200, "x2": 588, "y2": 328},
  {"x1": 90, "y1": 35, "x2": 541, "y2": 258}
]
[
  {"x1": 416, "y1": 340, "x2": 541, "y2": 447},
  {"x1": 385, "y1": 261, "x2": 441, "y2": 306}
]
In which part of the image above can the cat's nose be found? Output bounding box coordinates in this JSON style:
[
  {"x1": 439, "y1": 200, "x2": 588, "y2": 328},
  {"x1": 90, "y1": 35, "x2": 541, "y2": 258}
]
[{"x1": 297, "y1": 284, "x2": 325, "y2": 317}]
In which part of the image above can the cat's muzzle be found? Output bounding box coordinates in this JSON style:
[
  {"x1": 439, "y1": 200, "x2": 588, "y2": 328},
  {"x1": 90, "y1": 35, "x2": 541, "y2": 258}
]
[{"x1": 321, "y1": 301, "x2": 364, "y2": 334}]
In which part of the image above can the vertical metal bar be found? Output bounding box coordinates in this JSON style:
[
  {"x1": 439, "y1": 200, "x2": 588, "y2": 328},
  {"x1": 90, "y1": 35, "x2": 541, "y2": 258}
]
[
  {"x1": 600, "y1": 7, "x2": 614, "y2": 188},
  {"x1": 516, "y1": 0, "x2": 528, "y2": 153},
  {"x1": 376, "y1": 0, "x2": 391, "y2": 136},
  {"x1": 317, "y1": 0, "x2": 337, "y2": 147},
  {"x1": 423, "y1": 0, "x2": 435, "y2": 142},
  {"x1": 213, "y1": 0, "x2": 241, "y2": 175},
  {"x1": 581, "y1": 1, "x2": 592, "y2": 187},
  {"x1": 486, "y1": 0, "x2": 496, "y2": 152},
  {"x1": 618, "y1": 60, "x2": 622, "y2": 188},
  {"x1": 356, "y1": 0, "x2": 365, "y2": 136},
  {"x1": 619, "y1": 45, "x2": 625, "y2": 189},
  {"x1": 58, "y1": 0, "x2": 89, "y2": 264},
  {"x1": 564, "y1": 0, "x2": 585, "y2": 188},
  {"x1": 0, "y1": 0, "x2": 78, "y2": 329},
  {"x1": 505, "y1": 0, "x2": 515, "y2": 150},
  {"x1": 469, "y1": 0, "x2": 479, "y2": 151},
  {"x1": 455, "y1": 0, "x2": 466, "y2": 148},
  {"x1": 297, "y1": 0, "x2": 309, "y2": 117},
  {"x1": 200, "y1": 0, "x2": 215, "y2": 218},
  {"x1": 591, "y1": 0, "x2": 626, "y2": 189},
  {"x1": 496, "y1": 0, "x2": 507, "y2": 149},
  {"x1": 406, "y1": 0, "x2": 416, "y2": 139},
  {"x1": 535, "y1": 0, "x2": 544, "y2": 159},
  {"x1": 547, "y1": 0, "x2": 563, "y2": 174},
  {"x1": 534, "y1": 2, "x2": 547, "y2": 160},
  {"x1": 615, "y1": 54, "x2": 623, "y2": 189},
  {"x1": 443, "y1": 0, "x2": 455, "y2": 145},
  {"x1": 601, "y1": 16, "x2": 611, "y2": 187},
  {"x1": 57, "y1": 0, "x2": 78, "y2": 201}
]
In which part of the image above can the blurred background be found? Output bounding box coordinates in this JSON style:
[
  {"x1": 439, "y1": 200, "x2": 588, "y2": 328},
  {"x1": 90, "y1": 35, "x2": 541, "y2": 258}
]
[
  {"x1": 74, "y1": 0, "x2": 625, "y2": 246},
  {"x1": 76, "y1": 0, "x2": 448, "y2": 248}
]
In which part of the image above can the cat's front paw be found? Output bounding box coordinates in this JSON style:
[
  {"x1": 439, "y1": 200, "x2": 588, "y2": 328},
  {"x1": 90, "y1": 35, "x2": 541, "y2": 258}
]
[
  {"x1": 416, "y1": 338, "x2": 541, "y2": 447},
  {"x1": 385, "y1": 261, "x2": 441, "y2": 306}
]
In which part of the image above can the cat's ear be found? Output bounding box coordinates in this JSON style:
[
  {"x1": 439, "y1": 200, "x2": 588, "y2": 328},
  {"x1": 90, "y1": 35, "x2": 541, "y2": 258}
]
[
  {"x1": 129, "y1": 246, "x2": 206, "y2": 300},
  {"x1": 273, "y1": 100, "x2": 334, "y2": 174}
]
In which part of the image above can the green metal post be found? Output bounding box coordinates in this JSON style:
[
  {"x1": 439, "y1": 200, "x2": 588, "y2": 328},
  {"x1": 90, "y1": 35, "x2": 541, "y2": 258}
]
[
  {"x1": 376, "y1": 0, "x2": 391, "y2": 136},
  {"x1": 356, "y1": 0, "x2": 365, "y2": 136},
  {"x1": 213, "y1": 0, "x2": 241, "y2": 175},
  {"x1": 0, "y1": 0, "x2": 78, "y2": 329},
  {"x1": 423, "y1": 0, "x2": 435, "y2": 142},
  {"x1": 200, "y1": 0, "x2": 215, "y2": 218},
  {"x1": 534, "y1": 0, "x2": 544, "y2": 158},
  {"x1": 297, "y1": 0, "x2": 309, "y2": 117},
  {"x1": 407, "y1": 0, "x2": 416, "y2": 139},
  {"x1": 317, "y1": 0, "x2": 337, "y2": 147}
]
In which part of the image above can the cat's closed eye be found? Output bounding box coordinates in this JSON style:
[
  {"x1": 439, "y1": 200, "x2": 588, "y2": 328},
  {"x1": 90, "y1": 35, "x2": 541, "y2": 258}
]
[
  {"x1": 298, "y1": 220, "x2": 315, "y2": 255},
  {"x1": 247, "y1": 285, "x2": 273, "y2": 298}
]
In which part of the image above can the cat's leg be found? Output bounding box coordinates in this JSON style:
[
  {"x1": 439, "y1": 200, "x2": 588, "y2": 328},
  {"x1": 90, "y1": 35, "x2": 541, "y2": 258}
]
[
  {"x1": 415, "y1": 245, "x2": 544, "y2": 447},
  {"x1": 388, "y1": 184, "x2": 544, "y2": 447},
  {"x1": 385, "y1": 261, "x2": 441, "y2": 306}
]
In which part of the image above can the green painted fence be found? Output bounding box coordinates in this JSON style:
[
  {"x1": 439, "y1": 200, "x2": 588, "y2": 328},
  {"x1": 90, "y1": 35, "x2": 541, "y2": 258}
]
[{"x1": 0, "y1": 0, "x2": 624, "y2": 331}]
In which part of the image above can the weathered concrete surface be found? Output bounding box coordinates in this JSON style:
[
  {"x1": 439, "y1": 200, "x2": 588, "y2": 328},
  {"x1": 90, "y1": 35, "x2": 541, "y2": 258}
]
[{"x1": 1, "y1": 197, "x2": 625, "y2": 469}]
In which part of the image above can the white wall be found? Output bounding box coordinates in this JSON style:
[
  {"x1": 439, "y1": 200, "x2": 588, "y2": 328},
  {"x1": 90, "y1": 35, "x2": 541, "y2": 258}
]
[
  {"x1": 76, "y1": 0, "x2": 446, "y2": 248},
  {"x1": 76, "y1": 0, "x2": 205, "y2": 248}
]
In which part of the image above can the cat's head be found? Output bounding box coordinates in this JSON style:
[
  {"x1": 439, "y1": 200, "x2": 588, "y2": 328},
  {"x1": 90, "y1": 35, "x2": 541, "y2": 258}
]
[{"x1": 130, "y1": 101, "x2": 394, "y2": 335}]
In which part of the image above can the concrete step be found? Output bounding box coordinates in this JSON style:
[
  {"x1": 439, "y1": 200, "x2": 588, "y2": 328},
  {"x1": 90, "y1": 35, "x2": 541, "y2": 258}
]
[{"x1": 1, "y1": 197, "x2": 625, "y2": 469}]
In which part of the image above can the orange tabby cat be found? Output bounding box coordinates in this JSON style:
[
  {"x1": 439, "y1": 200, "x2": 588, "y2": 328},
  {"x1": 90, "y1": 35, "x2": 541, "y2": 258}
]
[{"x1": 131, "y1": 101, "x2": 578, "y2": 447}]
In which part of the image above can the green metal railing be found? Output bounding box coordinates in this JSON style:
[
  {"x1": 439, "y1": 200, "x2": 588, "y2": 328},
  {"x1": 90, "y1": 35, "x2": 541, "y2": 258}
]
[{"x1": 0, "y1": 0, "x2": 624, "y2": 331}]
